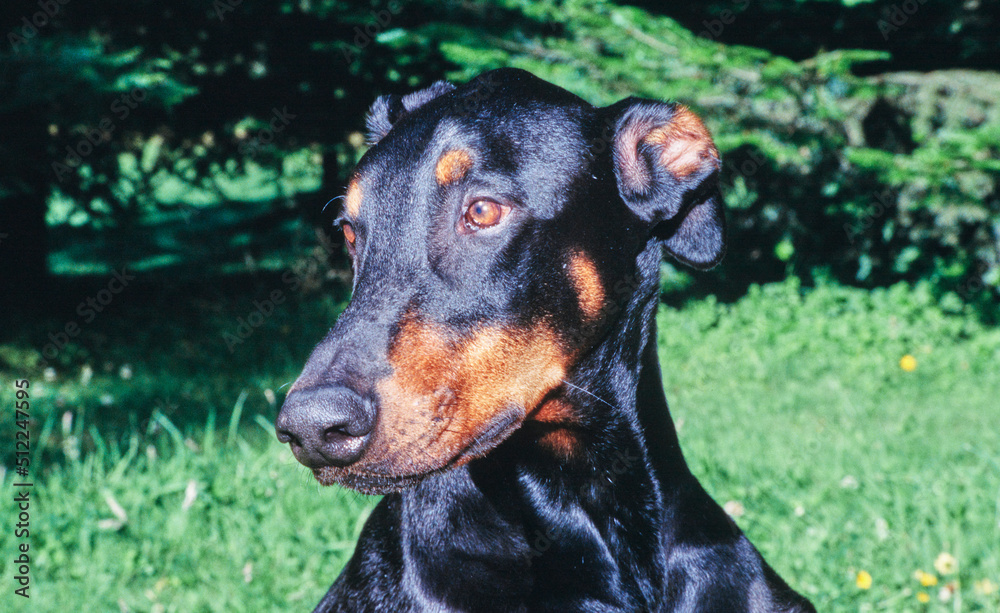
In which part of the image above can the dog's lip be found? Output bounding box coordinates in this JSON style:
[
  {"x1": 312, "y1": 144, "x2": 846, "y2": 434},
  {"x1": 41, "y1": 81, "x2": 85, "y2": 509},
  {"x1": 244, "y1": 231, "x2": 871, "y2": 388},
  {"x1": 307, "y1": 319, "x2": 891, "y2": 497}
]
[
  {"x1": 313, "y1": 407, "x2": 526, "y2": 493},
  {"x1": 457, "y1": 407, "x2": 524, "y2": 459}
]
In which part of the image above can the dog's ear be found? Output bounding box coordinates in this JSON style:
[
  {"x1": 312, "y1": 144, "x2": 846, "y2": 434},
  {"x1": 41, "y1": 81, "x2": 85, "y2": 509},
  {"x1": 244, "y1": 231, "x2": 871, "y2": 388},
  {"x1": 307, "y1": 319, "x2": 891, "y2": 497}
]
[
  {"x1": 366, "y1": 80, "x2": 456, "y2": 145},
  {"x1": 608, "y1": 99, "x2": 725, "y2": 270}
]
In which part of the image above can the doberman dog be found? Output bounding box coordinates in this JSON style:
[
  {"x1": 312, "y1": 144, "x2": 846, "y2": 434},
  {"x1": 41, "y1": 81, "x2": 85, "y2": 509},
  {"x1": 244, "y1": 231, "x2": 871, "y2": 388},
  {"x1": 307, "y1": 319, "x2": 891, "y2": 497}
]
[{"x1": 276, "y1": 68, "x2": 815, "y2": 612}]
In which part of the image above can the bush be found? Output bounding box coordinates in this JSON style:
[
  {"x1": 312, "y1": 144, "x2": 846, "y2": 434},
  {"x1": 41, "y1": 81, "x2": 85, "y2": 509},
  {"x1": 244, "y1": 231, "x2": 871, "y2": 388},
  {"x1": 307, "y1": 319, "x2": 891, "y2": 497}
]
[{"x1": 383, "y1": 0, "x2": 999, "y2": 319}]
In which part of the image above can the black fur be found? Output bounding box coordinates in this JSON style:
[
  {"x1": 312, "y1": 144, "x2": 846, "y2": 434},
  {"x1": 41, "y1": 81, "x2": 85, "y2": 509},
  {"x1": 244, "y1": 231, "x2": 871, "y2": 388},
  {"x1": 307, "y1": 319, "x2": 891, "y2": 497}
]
[
  {"x1": 278, "y1": 68, "x2": 814, "y2": 612},
  {"x1": 366, "y1": 80, "x2": 456, "y2": 144}
]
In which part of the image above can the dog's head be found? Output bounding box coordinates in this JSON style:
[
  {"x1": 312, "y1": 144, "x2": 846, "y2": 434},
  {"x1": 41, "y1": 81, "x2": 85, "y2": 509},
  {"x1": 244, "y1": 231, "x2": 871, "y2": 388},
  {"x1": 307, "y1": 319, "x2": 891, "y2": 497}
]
[{"x1": 276, "y1": 68, "x2": 724, "y2": 494}]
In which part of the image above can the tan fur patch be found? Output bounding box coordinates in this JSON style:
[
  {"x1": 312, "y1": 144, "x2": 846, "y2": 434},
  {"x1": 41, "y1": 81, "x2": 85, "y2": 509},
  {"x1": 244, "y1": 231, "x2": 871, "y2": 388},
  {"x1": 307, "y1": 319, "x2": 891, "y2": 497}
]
[
  {"x1": 566, "y1": 250, "x2": 605, "y2": 320},
  {"x1": 345, "y1": 178, "x2": 362, "y2": 218},
  {"x1": 364, "y1": 317, "x2": 569, "y2": 475},
  {"x1": 531, "y1": 397, "x2": 577, "y2": 423},
  {"x1": 646, "y1": 105, "x2": 719, "y2": 178},
  {"x1": 435, "y1": 149, "x2": 474, "y2": 185},
  {"x1": 537, "y1": 429, "x2": 582, "y2": 461},
  {"x1": 531, "y1": 399, "x2": 584, "y2": 460}
]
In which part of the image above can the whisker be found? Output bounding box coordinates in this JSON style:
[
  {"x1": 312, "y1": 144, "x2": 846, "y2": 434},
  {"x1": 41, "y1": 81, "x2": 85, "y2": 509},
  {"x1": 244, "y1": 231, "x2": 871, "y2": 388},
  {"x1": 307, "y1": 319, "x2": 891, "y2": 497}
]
[
  {"x1": 561, "y1": 379, "x2": 621, "y2": 411},
  {"x1": 323, "y1": 194, "x2": 347, "y2": 212}
]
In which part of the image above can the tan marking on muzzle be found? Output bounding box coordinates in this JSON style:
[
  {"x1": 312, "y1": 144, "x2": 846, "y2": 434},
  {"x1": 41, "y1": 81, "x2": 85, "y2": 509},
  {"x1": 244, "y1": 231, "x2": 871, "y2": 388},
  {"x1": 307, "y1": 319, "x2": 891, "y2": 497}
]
[{"x1": 366, "y1": 316, "x2": 569, "y2": 473}]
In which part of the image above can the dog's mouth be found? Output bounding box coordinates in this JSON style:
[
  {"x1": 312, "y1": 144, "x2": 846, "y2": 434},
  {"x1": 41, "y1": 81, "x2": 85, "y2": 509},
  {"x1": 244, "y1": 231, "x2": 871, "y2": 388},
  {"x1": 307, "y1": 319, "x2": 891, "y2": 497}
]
[{"x1": 311, "y1": 407, "x2": 525, "y2": 495}]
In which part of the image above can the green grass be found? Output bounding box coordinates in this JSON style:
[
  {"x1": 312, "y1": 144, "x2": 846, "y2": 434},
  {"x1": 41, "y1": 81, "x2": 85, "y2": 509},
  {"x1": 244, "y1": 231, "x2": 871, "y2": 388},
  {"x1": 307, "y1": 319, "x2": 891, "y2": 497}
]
[
  {"x1": 658, "y1": 280, "x2": 1000, "y2": 611},
  {"x1": 1, "y1": 425, "x2": 375, "y2": 612},
  {"x1": 2, "y1": 279, "x2": 999, "y2": 612}
]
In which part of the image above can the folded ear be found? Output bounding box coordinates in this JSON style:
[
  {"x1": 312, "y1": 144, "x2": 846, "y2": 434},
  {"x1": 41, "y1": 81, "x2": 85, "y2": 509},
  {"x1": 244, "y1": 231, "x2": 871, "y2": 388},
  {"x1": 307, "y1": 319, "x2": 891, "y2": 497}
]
[
  {"x1": 609, "y1": 99, "x2": 726, "y2": 269},
  {"x1": 366, "y1": 80, "x2": 456, "y2": 145}
]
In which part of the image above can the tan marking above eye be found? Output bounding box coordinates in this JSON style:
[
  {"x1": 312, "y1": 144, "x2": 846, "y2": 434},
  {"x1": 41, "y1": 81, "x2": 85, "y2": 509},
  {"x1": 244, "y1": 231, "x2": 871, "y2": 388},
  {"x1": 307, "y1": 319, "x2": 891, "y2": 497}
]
[
  {"x1": 435, "y1": 149, "x2": 474, "y2": 185},
  {"x1": 645, "y1": 105, "x2": 720, "y2": 178},
  {"x1": 345, "y1": 178, "x2": 363, "y2": 218},
  {"x1": 566, "y1": 250, "x2": 606, "y2": 320}
]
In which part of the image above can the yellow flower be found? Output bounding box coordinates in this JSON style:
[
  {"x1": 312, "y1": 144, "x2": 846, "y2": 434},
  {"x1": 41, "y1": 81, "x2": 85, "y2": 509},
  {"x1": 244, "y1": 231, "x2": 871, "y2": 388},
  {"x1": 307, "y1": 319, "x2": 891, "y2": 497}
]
[
  {"x1": 856, "y1": 570, "x2": 873, "y2": 590},
  {"x1": 974, "y1": 579, "x2": 998, "y2": 596},
  {"x1": 917, "y1": 592, "x2": 930, "y2": 603},
  {"x1": 900, "y1": 354, "x2": 917, "y2": 371},
  {"x1": 914, "y1": 570, "x2": 938, "y2": 586},
  {"x1": 934, "y1": 552, "x2": 957, "y2": 575}
]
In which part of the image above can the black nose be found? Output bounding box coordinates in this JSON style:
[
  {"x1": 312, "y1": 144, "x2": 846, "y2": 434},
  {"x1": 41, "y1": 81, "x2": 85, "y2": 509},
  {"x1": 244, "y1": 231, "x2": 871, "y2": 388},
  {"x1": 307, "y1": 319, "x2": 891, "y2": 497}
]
[{"x1": 276, "y1": 386, "x2": 375, "y2": 468}]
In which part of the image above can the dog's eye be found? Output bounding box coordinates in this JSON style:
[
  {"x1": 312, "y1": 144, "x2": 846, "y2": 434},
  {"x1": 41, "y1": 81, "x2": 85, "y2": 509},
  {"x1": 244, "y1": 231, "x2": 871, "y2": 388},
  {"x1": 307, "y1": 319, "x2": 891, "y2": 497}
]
[
  {"x1": 341, "y1": 222, "x2": 357, "y2": 255},
  {"x1": 463, "y1": 199, "x2": 509, "y2": 231}
]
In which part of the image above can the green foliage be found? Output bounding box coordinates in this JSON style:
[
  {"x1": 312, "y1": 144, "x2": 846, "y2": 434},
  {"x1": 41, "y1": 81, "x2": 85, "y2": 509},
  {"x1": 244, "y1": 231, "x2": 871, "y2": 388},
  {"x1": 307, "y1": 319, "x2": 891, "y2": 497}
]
[
  {"x1": 637, "y1": 0, "x2": 1000, "y2": 72},
  {"x1": 6, "y1": 0, "x2": 996, "y2": 314},
  {"x1": 384, "y1": 0, "x2": 1000, "y2": 317},
  {"x1": 0, "y1": 38, "x2": 194, "y2": 116},
  {"x1": 1, "y1": 0, "x2": 422, "y2": 288}
]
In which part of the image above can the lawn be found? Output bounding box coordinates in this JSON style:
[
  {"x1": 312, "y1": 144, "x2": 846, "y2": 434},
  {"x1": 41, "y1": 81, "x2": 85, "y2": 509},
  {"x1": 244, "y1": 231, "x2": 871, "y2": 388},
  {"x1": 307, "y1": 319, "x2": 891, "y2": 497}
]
[{"x1": 1, "y1": 279, "x2": 998, "y2": 612}]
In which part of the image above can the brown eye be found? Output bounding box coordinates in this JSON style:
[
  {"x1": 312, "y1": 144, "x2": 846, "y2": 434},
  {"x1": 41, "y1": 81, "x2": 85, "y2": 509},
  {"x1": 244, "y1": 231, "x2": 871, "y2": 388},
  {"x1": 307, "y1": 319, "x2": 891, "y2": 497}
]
[
  {"x1": 341, "y1": 222, "x2": 357, "y2": 254},
  {"x1": 463, "y1": 199, "x2": 508, "y2": 230}
]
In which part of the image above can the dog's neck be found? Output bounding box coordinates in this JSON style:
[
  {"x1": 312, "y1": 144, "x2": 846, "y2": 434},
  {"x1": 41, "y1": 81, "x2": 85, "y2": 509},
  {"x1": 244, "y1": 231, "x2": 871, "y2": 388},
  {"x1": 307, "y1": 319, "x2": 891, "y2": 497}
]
[
  {"x1": 393, "y1": 244, "x2": 701, "y2": 606},
  {"x1": 482, "y1": 240, "x2": 693, "y2": 509},
  {"x1": 560, "y1": 241, "x2": 691, "y2": 489}
]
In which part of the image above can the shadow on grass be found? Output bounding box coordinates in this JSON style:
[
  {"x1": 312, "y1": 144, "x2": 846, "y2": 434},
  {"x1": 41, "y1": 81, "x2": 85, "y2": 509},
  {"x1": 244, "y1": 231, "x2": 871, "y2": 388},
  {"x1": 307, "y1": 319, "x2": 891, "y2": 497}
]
[{"x1": 1, "y1": 269, "x2": 351, "y2": 468}]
